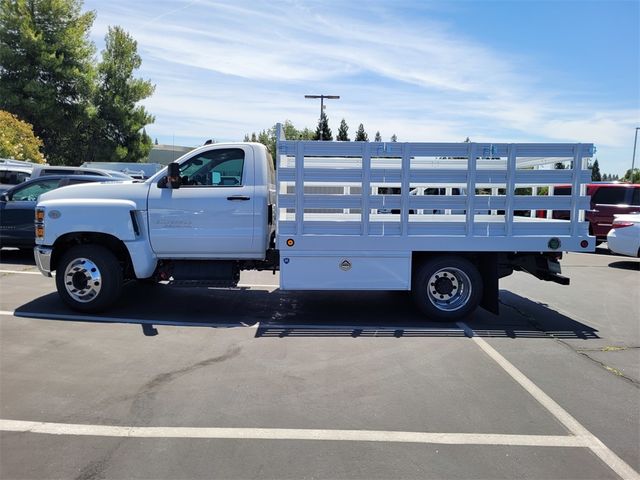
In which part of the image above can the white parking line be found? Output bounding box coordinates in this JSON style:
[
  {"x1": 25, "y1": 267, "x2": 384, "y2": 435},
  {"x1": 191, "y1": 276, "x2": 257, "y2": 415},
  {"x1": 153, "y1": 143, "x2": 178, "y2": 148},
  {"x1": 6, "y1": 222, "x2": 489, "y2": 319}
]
[
  {"x1": 0, "y1": 310, "x2": 259, "y2": 329},
  {"x1": 0, "y1": 418, "x2": 591, "y2": 447},
  {"x1": 458, "y1": 322, "x2": 640, "y2": 480},
  {"x1": 0, "y1": 269, "x2": 40, "y2": 275},
  {"x1": 0, "y1": 310, "x2": 464, "y2": 334}
]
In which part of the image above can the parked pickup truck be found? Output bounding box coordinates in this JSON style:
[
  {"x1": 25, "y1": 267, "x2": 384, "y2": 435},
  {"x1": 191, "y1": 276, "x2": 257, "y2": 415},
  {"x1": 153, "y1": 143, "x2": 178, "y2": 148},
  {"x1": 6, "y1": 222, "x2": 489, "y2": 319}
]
[{"x1": 34, "y1": 125, "x2": 595, "y2": 321}]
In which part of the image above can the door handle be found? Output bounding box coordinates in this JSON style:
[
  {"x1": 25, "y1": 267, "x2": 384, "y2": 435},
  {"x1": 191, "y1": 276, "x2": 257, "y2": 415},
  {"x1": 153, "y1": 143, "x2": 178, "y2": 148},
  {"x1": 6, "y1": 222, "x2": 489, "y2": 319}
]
[{"x1": 227, "y1": 195, "x2": 250, "y2": 201}]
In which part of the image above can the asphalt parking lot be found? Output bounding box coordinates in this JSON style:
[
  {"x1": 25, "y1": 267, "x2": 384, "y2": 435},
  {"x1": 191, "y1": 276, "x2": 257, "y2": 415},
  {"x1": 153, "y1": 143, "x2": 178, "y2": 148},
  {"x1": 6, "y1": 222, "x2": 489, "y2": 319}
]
[{"x1": 0, "y1": 248, "x2": 638, "y2": 480}]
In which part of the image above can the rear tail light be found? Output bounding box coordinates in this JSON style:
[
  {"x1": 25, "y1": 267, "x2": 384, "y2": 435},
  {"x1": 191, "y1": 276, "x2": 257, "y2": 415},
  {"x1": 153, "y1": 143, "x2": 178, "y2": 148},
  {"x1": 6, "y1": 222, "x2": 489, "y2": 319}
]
[{"x1": 613, "y1": 222, "x2": 634, "y2": 229}]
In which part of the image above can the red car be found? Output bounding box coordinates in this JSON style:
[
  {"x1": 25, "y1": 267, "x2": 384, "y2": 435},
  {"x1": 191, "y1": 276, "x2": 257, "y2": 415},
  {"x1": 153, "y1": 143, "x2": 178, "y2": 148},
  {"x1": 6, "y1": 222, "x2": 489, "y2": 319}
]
[{"x1": 550, "y1": 183, "x2": 640, "y2": 243}]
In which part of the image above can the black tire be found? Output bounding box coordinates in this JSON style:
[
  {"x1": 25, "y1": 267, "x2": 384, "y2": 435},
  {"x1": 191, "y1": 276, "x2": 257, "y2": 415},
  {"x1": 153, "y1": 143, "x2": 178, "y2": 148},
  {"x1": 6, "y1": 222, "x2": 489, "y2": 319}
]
[
  {"x1": 56, "y1": 244, "x2": 123, "y2": 313},
  {"x1": 411, "y1": 255, "x2": 482, "y2": 322}
]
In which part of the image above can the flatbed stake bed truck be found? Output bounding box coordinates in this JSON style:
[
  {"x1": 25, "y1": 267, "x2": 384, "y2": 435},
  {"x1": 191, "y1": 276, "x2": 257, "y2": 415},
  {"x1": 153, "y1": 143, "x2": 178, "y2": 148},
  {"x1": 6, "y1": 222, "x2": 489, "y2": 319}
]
[{"x1": 34, "y1": 124, "x2": 595, "y2": 321}]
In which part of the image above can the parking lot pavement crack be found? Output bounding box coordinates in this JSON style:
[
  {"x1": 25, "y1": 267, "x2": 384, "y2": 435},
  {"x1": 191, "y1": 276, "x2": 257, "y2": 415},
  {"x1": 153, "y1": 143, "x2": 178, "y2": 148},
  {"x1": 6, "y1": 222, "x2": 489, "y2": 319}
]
[
  {"x1": 576, "y1": 346, "x2": 640, "y2": 352},
  {"x1": 74, "y1": 440, "x2": 124, "y2": 480},
  {"x1": 499, "y1": 300, "x2": 640, "y2": 388},
  {"x1": 129, "y1": 345, "x2": 242, "y2": 424}
]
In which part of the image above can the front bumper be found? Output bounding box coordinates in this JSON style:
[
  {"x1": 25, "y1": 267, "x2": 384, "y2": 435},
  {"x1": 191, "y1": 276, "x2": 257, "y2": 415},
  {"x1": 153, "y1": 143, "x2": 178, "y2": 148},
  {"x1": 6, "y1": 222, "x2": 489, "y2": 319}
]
[{"x1": 34, "y1": 246, "x2": 53, "y2": 277}]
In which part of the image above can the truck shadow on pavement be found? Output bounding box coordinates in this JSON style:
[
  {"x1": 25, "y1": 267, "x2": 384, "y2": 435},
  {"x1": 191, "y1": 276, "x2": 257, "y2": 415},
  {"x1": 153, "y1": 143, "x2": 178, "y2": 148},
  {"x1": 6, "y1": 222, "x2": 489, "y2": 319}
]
[
  {"x1": 15, "y1": 282, "x2": 599, "y2": 340},
  {"x1": 608, "y1": 260, "x2": 640, "y2": 271}
]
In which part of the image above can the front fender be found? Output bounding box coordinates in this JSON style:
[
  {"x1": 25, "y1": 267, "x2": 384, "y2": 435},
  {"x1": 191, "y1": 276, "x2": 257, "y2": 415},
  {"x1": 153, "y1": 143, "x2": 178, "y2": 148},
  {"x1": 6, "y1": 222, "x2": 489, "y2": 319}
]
[
  {"x1": 37, "y1": 198, "x2": 139, "y2": 243},
  {"x1": 37, "y1": 199, "x2": 158, "y2": 279}
]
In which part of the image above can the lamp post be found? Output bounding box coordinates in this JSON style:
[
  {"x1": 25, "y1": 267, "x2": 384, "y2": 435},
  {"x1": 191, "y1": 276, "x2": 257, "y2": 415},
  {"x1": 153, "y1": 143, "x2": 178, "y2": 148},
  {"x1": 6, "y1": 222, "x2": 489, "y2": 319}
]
[
  {"x1": 305, "y1": 95, "x2": 340, "y2": 140},
  {"x1": 632, "y1": 127, "x2": 640, "y2": 181}
]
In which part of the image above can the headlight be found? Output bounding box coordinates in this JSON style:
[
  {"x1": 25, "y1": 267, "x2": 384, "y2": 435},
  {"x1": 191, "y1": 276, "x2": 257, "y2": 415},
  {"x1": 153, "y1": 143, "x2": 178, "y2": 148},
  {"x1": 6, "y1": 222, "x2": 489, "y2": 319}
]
[
  {"x1": 35, "y1": 224, "x2": 45, "y2": 238},
  {"x1": 35, "y1": 208, "x2": 45, "y2": 223}
]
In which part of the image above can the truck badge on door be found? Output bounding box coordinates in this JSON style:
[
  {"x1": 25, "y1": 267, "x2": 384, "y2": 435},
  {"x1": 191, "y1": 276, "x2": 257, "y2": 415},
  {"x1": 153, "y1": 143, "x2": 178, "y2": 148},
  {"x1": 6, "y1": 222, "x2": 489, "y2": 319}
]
[{"x1": 339, "y1": 259, "x2": 352, "y2": 271}]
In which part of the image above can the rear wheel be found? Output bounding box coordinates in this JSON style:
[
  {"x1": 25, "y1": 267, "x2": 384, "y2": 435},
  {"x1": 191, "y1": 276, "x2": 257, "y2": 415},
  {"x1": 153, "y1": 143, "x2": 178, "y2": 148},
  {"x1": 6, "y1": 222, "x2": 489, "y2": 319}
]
[
  {"x1": 412, "y1": 256, "x2": 482, "y2": 321},
  {"x1": 55, "y1": 245, "x2": 123, "y2": 312}
]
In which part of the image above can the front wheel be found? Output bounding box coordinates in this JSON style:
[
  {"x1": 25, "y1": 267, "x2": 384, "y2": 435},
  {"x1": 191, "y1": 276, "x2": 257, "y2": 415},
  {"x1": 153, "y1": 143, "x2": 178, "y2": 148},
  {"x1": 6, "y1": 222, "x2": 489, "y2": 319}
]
[
  {"x1": 412, "y1": 256, "x2": 482, "y2": 322},
  {"x1": 55, "y1": 245, "x2": 123, "y2": 312}
]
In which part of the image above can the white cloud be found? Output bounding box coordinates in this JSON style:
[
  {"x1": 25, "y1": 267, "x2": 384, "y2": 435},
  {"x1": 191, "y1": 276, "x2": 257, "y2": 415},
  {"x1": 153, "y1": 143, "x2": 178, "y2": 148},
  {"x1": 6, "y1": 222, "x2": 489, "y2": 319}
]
[{"x1": 86, "y1": 0, "x2": 639, "y2": 174}]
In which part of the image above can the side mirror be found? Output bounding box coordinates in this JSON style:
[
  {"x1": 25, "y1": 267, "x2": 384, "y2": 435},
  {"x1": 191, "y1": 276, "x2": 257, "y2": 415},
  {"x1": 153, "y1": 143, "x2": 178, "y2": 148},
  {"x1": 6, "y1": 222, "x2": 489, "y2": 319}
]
[
  {"x1": 0, "y1": 192, "x2": 9, "y2": 202},
  {"x1": 158, "y1": 162, "x2": 182, "y2": 189},
  {"x1": 168, "y1": 162, "x2": 180, "y2": 178}
]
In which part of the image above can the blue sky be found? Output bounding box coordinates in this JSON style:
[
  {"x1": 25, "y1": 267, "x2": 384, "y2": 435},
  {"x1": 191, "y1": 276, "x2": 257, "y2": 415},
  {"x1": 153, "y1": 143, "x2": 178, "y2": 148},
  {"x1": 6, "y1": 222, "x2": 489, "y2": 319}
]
[{"x1": 84, "y1": 0, "x2": 639, "y2": 175}]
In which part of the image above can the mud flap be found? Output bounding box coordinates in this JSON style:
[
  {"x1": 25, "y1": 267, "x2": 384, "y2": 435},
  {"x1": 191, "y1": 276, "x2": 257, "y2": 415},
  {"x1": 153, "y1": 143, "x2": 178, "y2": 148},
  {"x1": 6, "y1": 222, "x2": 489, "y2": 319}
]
[{"x1": 478, "y1": 253, "x2": 499, "y2": 315}]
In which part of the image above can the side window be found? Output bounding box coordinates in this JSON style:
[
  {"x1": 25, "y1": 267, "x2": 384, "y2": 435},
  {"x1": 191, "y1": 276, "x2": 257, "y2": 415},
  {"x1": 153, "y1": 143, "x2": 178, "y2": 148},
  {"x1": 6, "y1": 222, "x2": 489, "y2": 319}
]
[
  {"x1": 591, "y1": 187, "x2": 628, "y2": 205},
  {"x1": 0, "y1": 170, "x2": 30, "y2": 184},
  {"x1": 11, "y1": 179, "x2": 61, "y2": 201},
  {"x1": 38, "y1": 169, "x2": 68, "y2": 176},
  {"x1": 178, "y1": 148, "x2": 245, "y2": 187},
  {"x1": 631, "y1": 188, "x2": 640, "y2": 206}
]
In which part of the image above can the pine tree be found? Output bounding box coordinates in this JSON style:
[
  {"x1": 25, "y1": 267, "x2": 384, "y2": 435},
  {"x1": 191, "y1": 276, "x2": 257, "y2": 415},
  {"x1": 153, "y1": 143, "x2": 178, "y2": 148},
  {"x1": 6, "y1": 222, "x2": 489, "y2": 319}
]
[
  {"x1": 390, "y1": 134, "x2": 397, "y2": 142},
  {"x1": 590, "y1": 158, "x2": 602, "y2": 181},
  {"x1": 374, "y1": 131, "x2": 382, "y2": 142},
  {"x1": 314, "y1": 112, "x2": 333, "y2": 141},
  {"x1": 89, "y1": 26, "x2": 155, "y2": 163},
  {"x1": 0, "y1": 0, "x2": 96, "y2": 164},
  {"x1": 337, "y1": 118, "x2": 349, "y2": 141},
  {"x1": 355, "y1": 124, "x2": 368, "y2": 142},
  {"x1": 154, "y1": 138, "x2": 158, "y2": 145}
]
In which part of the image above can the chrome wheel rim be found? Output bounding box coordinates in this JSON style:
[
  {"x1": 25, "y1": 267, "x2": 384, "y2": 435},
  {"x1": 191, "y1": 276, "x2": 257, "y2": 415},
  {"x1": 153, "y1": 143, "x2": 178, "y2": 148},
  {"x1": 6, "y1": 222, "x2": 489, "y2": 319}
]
[
  {"x1": 63, "y1": 257, "x2": 102, "y2": 303},
  {"x1": 426, "y1": 267, "x2": 472, "y2": 312}
]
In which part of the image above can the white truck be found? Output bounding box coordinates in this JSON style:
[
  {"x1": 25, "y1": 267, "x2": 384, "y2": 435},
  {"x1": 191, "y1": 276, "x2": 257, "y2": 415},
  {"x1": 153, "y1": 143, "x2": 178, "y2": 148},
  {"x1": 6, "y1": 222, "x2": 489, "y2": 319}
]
[{"x1": 34, "y1": 125, "x2": 595, "y2": 321}]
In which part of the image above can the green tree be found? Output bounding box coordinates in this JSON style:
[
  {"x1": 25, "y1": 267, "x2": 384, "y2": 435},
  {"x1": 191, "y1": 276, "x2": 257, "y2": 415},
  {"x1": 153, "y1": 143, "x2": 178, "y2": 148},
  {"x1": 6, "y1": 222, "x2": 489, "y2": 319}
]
[
  {"x1": 355, "y1": 123, "x2": 368, "y2": 142},
  {"x1": 88, "y1": 26, "x2": 154, "y2": 163},
  {"x1": 0, "y1": 0, "x2": 96, "y2": 165},
  {"x1": 623, "y1": 168, "x2": 640, "y2": 184},
  {"x1": 0, "y1": 110, "x2": 45, "y2": 162},
  {"x1": 337, "y1": 118, "x2": 349, "y2": 141},
  {"x1": 243, "y1": 121, "x2": 317, "y2": 167},
  {"x1": 590, "y1": 158, "x2": 602, "y2": 181},
  {"x1": 374, "y1": 131, "x2": 382, "y2": 142},
  {"x1": 314, "y1": 112, "x2": 332, "y2": 141}
]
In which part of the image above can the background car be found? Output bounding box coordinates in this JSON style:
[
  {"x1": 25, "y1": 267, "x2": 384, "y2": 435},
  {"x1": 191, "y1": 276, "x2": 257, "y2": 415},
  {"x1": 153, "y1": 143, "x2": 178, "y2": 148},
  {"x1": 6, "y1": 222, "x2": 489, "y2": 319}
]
[
  {"x1": 0, "y1": 158, "x2": 34, "y2": 191},
  {"x1": 552, "y1": 183, "x2": 640, "y2": 244},
  {"x1": 607, "y1": 214, "x2": 640, "y2": 257},
  {"x1": 0, "y1": 175, "x2": 127, "y2": 250},
  {"x1": 30, "y1": 164, "x2": 134, "y2": 180}
]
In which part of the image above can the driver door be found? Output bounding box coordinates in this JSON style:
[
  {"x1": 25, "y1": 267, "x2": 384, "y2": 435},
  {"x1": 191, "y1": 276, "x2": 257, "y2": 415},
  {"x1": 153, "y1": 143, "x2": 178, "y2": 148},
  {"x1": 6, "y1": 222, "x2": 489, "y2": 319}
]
[{"x1": 147, "y1": 146, "x2": 259, "y2": 258}]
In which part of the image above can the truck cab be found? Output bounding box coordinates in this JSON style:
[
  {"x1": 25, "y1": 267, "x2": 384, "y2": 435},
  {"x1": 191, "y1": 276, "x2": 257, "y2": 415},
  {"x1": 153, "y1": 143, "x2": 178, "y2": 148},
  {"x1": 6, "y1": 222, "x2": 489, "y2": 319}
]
[{"x1": 147, "y1": 144, "x2": 274, "y2": 258}]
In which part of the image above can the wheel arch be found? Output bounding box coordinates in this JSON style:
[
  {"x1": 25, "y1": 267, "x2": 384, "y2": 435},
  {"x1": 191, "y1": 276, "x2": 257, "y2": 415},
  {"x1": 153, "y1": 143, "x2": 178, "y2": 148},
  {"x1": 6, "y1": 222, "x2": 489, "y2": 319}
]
[{"x1": 51, "y1": 232, "x2": 134, "y2": 278}]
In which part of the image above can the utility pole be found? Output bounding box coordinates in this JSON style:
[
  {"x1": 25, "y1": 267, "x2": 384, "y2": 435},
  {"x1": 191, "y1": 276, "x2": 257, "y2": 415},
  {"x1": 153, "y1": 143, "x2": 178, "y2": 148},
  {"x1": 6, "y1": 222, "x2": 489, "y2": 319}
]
[
  {"x1": 632, "y1": 127, "x2": 640, "y2": 180},
  {"x1": 305, "y1": 95, "x2": 340, "y2": 140}
]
